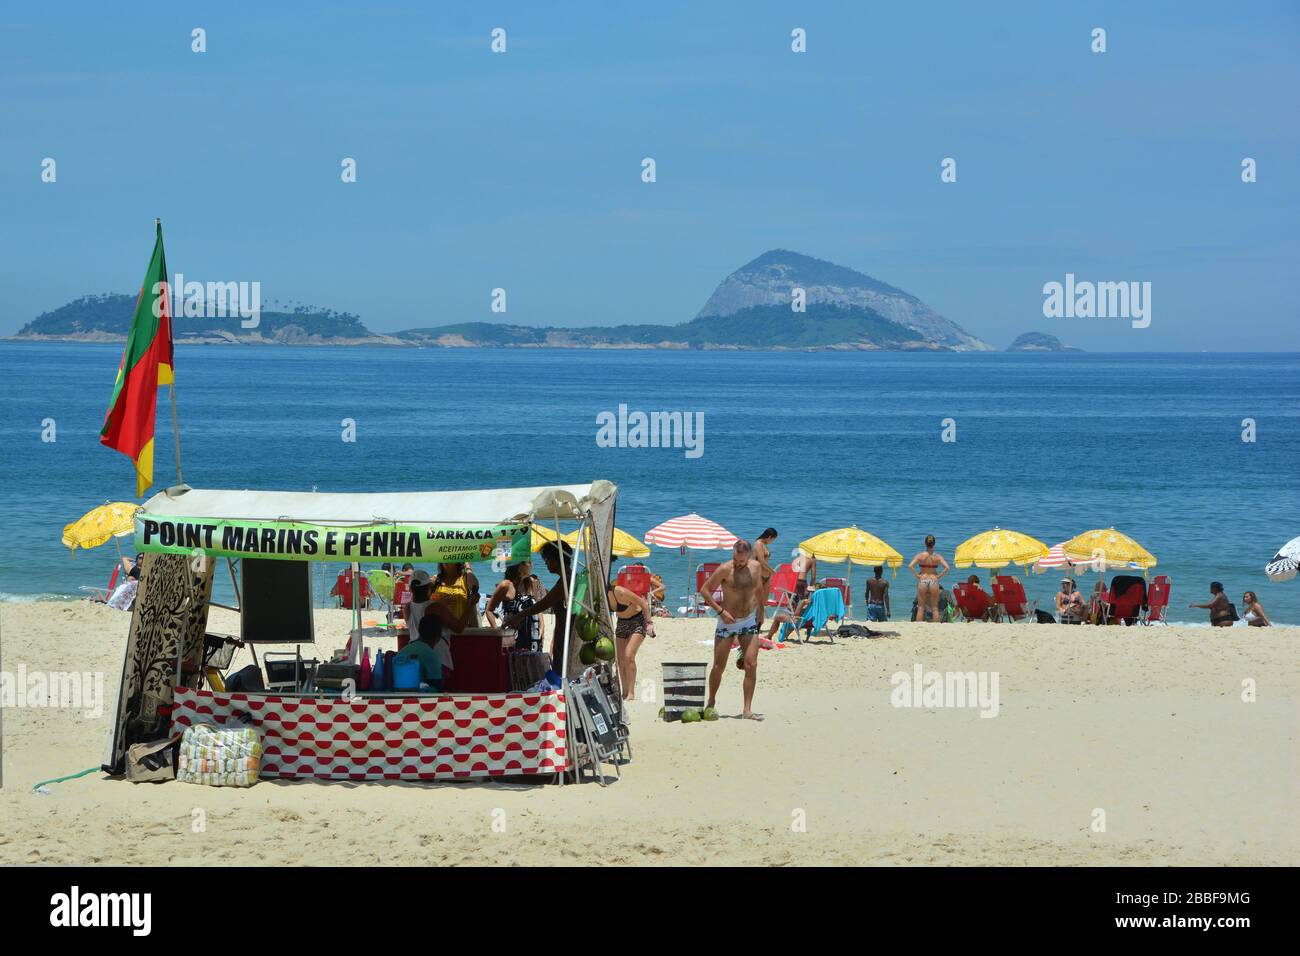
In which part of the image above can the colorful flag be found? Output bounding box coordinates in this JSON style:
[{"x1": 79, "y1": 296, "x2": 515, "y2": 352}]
[{"x1": 100, "y1": 220, "x2": 175, "y2": 498}]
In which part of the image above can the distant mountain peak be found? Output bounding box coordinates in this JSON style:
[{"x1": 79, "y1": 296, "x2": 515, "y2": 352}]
[{"x1": 695, "y1": 249, "x2": 990, "y2": 350}]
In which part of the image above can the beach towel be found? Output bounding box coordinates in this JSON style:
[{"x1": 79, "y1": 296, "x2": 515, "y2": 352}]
[{"x1": 801, "y1": 586, "x2": 846, "y2": 633}]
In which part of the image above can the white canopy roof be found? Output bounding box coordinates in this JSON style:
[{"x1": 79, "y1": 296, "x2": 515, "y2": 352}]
[{"x1": 139, "y1": 481, "x2": 617, "y2": 526}]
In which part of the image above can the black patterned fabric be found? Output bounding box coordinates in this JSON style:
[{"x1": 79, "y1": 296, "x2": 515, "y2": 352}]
[{"x1": 102, "y1": 553, "x2": 215, "y2": 774}]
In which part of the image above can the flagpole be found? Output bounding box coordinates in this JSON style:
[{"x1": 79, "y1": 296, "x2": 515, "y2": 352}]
[
  {"x1": 159, "y1": 218, "x2": 183, "y2": 486},
  {"x1": 169, "y1": 384, "x2": 183, "y2": 485}
]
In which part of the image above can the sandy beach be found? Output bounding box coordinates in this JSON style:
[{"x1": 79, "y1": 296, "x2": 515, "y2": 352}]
[{"x1": 1, "y1": 600, "x2": 1295, "y2": 866}]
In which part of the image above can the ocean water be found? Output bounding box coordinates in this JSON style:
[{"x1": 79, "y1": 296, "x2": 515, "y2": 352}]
[{"x1": 1, "y1": 342, "x2": 1297, "y2": 624}]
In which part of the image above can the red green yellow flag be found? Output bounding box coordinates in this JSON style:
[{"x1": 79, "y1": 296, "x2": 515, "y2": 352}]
[{"x1": 100, "y1": 221, "x2": 176, "y2": 498}]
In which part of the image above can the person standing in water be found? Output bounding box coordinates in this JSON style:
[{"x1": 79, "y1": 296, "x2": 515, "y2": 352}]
[{"x1": 907, "y1": 535, "x2": 949, "y2": 622}]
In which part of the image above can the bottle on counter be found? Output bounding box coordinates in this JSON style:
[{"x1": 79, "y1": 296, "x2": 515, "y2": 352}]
[{"x1": 359, "y1": 648, "x2": 373, "y2": 691}]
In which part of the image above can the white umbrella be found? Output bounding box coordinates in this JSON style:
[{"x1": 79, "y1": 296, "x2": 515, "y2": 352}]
[{"x1": 1265, "y1": 535, "x2": 1300, "y2": 582}]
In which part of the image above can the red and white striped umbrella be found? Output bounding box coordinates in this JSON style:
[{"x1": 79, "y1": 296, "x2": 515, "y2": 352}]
[
  {"x1": 643, "y1": 513, "x2": 738, "y2": 550},
  {"x1": 1035, "y1": 539, "x2": 1141, "y2": 574},
  {"x1": 1034, "y1": 542, "x2": 1072, "y2": 572}
]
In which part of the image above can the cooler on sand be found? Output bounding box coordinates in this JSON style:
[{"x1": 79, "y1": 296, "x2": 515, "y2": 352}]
[{"x1": 661, "y1": 661, "x2": 707, "y2": 721}]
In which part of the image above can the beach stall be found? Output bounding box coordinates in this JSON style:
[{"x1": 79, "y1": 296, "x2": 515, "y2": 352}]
[{"x1": 101, "y1": 481, "x2": 624, "y2": 784}]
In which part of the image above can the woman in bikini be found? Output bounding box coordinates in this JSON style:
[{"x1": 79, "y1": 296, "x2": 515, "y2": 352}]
[
  {"x1": 1241, "y1": 591, "x2": 1271, "y2": 627},
  {"x1": 907, "y1": 534, "x2": 949, "y2": 622},
  {"x1": 607, "y1": 580, "x2": 653, "y2": 699},
  {"x1": 485, "y1": 559, "x2": 541, "y2": 650},
  {"x1": 753, "y1": 528, "x2": 778, "y2": 623}
]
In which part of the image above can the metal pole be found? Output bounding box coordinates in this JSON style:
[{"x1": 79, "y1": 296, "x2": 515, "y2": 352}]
[
  {"x1": 159, "y1": 219, "x2": 183, "y2": 487},
  {"x1": 168, "y1": 384, "x2": 183, "y2": 486},
  {"x1": 351, "y1": 561, "x2": 361, "y2": 664}
]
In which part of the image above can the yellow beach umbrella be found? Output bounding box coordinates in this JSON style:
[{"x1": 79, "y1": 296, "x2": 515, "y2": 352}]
[
  {"x1": 1061, "y1": 528, "x2": 1157, "y2": 571},
  {"x1": 798, "y1": 526, "x2": 903, "y2": 609},
  {"x1": 62, "y1": 502, "x2": 139, "y2": 555},
  {"x1": 954, "y1": 527, "x2": 1050, "y2": 570},
  {"x1": 530, "y1": 524, "x2": 561, "y2": 551},
  {"x1": 530, "y1": 525, "x2": 650, "y2": 559},
  {"x1": 798, "y1": 526, "x2": 904, "y2": 568}
]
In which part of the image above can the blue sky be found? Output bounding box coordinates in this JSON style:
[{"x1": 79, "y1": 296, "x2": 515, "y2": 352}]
[{"x1": 1, "y1": 1, "x2": 1296, "y2": 349}]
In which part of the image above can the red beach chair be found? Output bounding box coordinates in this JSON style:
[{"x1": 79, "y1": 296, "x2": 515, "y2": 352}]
[
  {"x1": 953, "y1": 583, "x2": 993, "y2": 622},
  {"x1": 821, "y1": 577, "x2": 851, "y2": 613},
  {"x1": 1141, "y1": 575, "x2": 1171, "y2": 625},
  {"x1": 333, "y1": 568, "x2": 371, "y2": 609},
  {"x1": 1104, "y1": 576, "x2": 1146, "y2": 625},
  {"x1": 80, "y1": 562, "x2": 122, "y2": 602},
  {"x1": 766, "y1": 564, "x2": 799, "y2": 611},
  {"x1": 688, "y1": 562, "x2": 722, "y2": 616},
  {"x1": 617, "y1": 567, "x2": 652, "y2": 600},
  {"x1": 992, "y1": 575, "x2": 1036, "y2": 622}
]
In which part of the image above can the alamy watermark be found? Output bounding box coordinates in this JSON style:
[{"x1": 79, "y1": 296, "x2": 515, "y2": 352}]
[
  {"x1": 154, "y1": 274, "x2": 261, "y2": 328},
  {"x1": 890, "y1": 663, "x2": 1000, "y2": 718},
  {"x1": 1, "y1": 665, "x2": 105, "y2": 719},
  {"x1": 1042, "y1": 273, "x2": 1150, "y2": 329},
  {"x1": 596, "y1": 403, "x2": 704, "y2": 459}
]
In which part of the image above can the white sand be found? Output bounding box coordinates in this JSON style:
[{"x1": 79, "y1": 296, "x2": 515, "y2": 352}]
[{"x1": 1, "y1": 601, "x2": 1295, "y2": 866}]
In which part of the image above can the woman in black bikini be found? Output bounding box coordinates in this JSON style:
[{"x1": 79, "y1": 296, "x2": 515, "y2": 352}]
[
  {"x1": 485, "y1": 559, "x2": 540, "y2": 650},
  {"x1": 907, "y1": 534, "x2": 949, "y2": 622},
  {"x1": 504, "y1": 542, "x2": 576, "y2": 671},
  {"x1": 608, "y1": 581, "x2": 652, "y2": 700}
]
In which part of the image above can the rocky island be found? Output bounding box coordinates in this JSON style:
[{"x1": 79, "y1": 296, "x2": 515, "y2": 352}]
[{"x1": 12, "y1": 251, "x2": 993, "y2": 352}]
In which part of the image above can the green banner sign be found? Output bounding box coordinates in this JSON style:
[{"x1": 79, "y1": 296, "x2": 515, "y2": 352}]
[{"x1": 134, "y1": 514, "x2": 532, "y2": 565}]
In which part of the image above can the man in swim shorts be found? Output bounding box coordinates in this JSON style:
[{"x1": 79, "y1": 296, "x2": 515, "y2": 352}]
[{"x1": 700, "y1": 539, "x2": 766, "y2": 720}]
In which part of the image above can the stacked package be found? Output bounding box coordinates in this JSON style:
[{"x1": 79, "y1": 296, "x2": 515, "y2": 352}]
[{"x1": 177, "y1": 721, "x2": 263, "y2": 788}]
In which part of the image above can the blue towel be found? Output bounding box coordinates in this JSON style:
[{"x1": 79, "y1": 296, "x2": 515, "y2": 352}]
[{"x1": 801, "y1": 587, "x2": 846, "y2": 633}]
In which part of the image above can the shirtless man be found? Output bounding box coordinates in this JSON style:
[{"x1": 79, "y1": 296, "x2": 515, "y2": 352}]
[
  {"x1": 864, "y1": 566, "x2": 891, "y2": 621},
  {"x1": 752, "y1": 528, "x2": 777, "y2": 627},
  {"x1": 701, "y1": 539, "x2": 766, "y2": 720},
  {"x1": 907, "y1": 534, "x2": 949, "y2": 622}
]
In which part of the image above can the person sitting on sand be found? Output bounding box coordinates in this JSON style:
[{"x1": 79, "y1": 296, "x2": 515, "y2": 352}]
[
  {"x1": 762, "y1": 591, "x2": 814, "y2": 643},
  {"x1": 1190, "y1": 581, "x2": 1234, "y2": 627},
  {"x1": 97, "y1": 562, "x2": 141, "y2": 611},
  {"x1": 908, "y1": 535, "x2": 949, "y2": 622},
  {"x1": 865, "y1": 566, "x2": 890, "y2": 621},
  {"x1": 1241, "y1": 591, "x2": 1270, "y2": 627},
  {"x1": 700, "y1": 539, "x2": 766, "y2": 721},
  {"x1": 1088, "y1": 579, "x2": 1110, "y2": 624},
  {"x1": 85, "y1": 553, "x2": 141, "y2": 608},
  {"x1": 647, "y1": 572, "x2": 669, "y2": 616},
  {"x1": 1055, "y1": 577, "x2": 1086, "y2": 623},
  {"x1": 966, "y1": 574, "x2": 991, "y2": 602}
]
